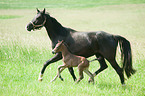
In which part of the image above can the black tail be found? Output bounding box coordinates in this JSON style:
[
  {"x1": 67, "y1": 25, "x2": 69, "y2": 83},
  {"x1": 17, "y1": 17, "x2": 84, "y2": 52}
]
[{"x1": 116, "y1": 35, "x2": 136, "y2": 78}]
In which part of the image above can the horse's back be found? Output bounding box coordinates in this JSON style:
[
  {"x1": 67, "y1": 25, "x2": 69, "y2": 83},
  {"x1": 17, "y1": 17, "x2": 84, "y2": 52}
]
[{"x1": 65, "y1": 30, "x2": 118, "y2": 58}]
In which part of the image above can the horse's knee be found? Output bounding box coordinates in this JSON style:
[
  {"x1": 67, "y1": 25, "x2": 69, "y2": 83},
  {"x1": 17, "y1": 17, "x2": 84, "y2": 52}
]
[{"x1": 43, "y1": 61, "x2": 50, "y2": 67}]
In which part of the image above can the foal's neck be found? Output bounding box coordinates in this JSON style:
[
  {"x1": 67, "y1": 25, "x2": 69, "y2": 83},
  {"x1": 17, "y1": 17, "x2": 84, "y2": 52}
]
[{"x1": 61, "y1": 44, "x2": 71, "y2": 57}]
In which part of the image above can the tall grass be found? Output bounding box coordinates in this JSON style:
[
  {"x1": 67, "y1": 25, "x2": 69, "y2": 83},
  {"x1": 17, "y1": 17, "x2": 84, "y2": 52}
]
[{"x1": 0, "y1": 3, "x2": 145, "y2": 96}]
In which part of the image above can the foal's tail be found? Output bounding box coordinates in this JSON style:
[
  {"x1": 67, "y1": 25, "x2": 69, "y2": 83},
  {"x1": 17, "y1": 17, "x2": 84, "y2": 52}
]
[
  {"x1": 89, "y1": 57, "x2": 102, "y2": 62},
  {"x1": 89, "y1": 58, "x2": 98, "y2": 62},
  {"x1": 116, "y1": 35, "x2": 136, "y2": 78}
]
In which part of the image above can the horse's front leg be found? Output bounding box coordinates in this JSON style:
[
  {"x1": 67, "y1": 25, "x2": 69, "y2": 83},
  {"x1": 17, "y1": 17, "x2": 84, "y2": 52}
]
[
  {"x1": 38, "y1": 53, "x2": 62, "y2": 81},
  {"x1": 68, "y1": 67, "x2": 77, "y2": 81},
  {"x1": 38, "y1": 53, "x2": 77, "y2": 81}
]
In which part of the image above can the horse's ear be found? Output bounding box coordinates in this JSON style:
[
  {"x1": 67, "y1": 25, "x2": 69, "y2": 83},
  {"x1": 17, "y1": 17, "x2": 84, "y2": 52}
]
[
  {"x1": 36, "y1": 8, "x2": 40, "y2": 13},
  {"x1": 43, "y1": 8, "x2": 45, "y2": 14}
]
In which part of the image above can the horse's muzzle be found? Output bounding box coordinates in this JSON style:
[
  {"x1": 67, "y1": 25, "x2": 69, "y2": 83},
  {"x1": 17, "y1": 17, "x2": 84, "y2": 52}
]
[{"x1": 26, "y1": 23, "x2": 33, "y2": 31}]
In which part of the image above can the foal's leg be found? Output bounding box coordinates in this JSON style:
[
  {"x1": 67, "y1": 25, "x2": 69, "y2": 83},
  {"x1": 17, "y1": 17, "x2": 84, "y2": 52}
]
[
  {"x1": 38, "y1": 53, "x2": 77, "y2": 81},
  {"x1": 76, "y1": 63, "x2": 85, "y2": 83},
  {"x1": 76, "y1": 69, "x2": 84, "y2": 83},
  {"x1": 84, "y1": 69, "x2": 94, "y2": 84},
  {"x1": 50, "y1": 65, "x2": 66, "y2": 82}
]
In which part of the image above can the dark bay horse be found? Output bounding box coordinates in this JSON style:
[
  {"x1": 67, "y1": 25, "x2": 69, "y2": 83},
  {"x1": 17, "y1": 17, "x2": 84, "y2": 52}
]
[{"x1": 26, "y1": 8, "x2": 136, "y2": 85}]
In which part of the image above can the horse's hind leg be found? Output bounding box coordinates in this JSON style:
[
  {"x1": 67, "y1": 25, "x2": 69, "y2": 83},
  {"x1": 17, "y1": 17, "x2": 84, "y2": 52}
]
[
  {"x1": 88, "y1": 56, "x2": 108, "y2": 82},
  {"x1": 84, "y1": 69, "x2": 94, "y2": 84},
  {"x1": 108, "y1": 59, "x2": 125, "y2": 85},
  {"x1": 94, "y1": 55, "x2": 108, "y2": 76}
]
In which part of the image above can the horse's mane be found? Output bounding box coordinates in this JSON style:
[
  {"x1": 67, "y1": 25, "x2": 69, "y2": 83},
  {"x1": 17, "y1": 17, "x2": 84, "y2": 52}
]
[
  {"x1": 45, "y1": 12, "x2": 50, "y2": 16},
  {"x1": 65, "y1": 27, "x2": 77, "y2": 32},
  {"x1": 44, "y1": 12, "x2": 77, "y2": 33}
]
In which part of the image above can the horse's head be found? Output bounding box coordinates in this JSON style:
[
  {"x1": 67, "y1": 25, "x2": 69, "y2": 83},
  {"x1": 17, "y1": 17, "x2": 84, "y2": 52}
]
[
  {"x1": 52, "y1": 40, "x2": 64, "y2": 54},
  {"x1": 26, "y1": 8, "x2": 47, "y2": 31}
]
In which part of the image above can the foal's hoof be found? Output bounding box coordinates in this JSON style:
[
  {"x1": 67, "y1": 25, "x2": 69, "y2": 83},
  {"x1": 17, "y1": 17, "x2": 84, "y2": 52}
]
[
  {"x1": 38, "y1": 78, "x2": 43, "y2": 82},
  {"x1": 88, "y1": 79, "x2": 93, "y2": 83}
]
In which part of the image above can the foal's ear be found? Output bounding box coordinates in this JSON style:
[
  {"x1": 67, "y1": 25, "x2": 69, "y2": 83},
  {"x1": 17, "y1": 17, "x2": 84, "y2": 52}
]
[
  {"x1": 42, "y1": 8, "x2": 46, "y2": 14},
  {"x1": 36, "y1": 8, "x2": 40, "y2": 13},
  {"x1": 61, "y1": 40, "x2": 64, "y2": 43},
  {"x1": 58, "y1": 40, "x2": 64, "y2": 43}
]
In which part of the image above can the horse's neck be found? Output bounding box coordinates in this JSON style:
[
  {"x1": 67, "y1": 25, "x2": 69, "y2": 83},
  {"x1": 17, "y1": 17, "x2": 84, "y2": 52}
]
[
  {"x1": 61, "y1": 44, "x2": 72, "y2": 58},
  {"x1": 44, "y1": 16, "x2": 68, "y2": 42}
]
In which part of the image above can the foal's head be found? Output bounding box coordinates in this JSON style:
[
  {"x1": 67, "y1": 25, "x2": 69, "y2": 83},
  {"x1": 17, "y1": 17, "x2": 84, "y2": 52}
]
[{"x1": 52, "y1": 40, "x2": 64, "y2": 54}]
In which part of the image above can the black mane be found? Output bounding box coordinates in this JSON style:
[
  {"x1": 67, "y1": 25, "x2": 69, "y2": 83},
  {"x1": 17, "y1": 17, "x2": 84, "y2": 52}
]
[{"x1": 44, "y1": 13, "x2": 76, "y2": 36}]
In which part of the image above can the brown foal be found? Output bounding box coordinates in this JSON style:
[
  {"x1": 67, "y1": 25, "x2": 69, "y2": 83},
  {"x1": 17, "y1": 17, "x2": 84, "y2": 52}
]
[{"x1": 51, "y1": 40, "x2": 94, "y2": 84}]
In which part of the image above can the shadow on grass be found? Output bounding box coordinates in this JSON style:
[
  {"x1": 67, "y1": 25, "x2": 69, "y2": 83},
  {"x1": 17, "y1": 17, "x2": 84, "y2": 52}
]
[{"x1": 96, "y1": 82, "x2": 133, "y2": 90}]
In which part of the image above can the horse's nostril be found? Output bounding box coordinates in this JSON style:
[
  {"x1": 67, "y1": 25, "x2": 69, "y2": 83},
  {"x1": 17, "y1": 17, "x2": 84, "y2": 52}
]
[
  {"x1": 26, "y1": 26, "x2": 31, "y2": 31},
  {"x1": 26, "y1": 23, "x2": 33, "y2": 31}
]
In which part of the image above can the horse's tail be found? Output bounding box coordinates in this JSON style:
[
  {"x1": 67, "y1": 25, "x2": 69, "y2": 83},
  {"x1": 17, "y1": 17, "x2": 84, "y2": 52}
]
[{"x1": 116, "y1": 35, "x2": 136, "y2": 78}]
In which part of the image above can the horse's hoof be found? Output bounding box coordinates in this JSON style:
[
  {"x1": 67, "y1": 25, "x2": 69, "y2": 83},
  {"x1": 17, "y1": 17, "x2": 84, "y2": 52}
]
[
  {"x1": 38, "y1": 78, "x2": 43, "y2": 82},
  {"x1": 60, "y1": 78, "x2": 64, "y2": 81}
]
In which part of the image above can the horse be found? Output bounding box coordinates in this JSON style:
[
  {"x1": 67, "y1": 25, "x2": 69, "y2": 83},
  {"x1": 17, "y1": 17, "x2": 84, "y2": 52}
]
[
  {"x1": 50, "y1": 40, "x2": 94, "y2": 83},
  {"x1": 26, "y1": 8, "x2": 136, "y2": 85}
]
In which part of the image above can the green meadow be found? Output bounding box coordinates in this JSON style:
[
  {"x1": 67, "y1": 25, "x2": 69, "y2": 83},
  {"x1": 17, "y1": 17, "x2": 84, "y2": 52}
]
[{"x1": 0, "y1": 0, "x2": 145, "y2": 96}]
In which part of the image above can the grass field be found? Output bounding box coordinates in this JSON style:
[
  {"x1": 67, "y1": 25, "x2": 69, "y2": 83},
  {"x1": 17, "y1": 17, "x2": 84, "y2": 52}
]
[{"x1": 0, "y1": 0, "x2": 145, "y2": 96}]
